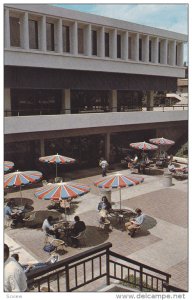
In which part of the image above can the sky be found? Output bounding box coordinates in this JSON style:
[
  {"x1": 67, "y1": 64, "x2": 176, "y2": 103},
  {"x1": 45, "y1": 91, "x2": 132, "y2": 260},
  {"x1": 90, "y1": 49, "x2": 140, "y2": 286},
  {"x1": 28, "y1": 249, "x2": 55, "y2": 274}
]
[{"x1": 54, "y1": 3, "x2": 188, "y2": 35}]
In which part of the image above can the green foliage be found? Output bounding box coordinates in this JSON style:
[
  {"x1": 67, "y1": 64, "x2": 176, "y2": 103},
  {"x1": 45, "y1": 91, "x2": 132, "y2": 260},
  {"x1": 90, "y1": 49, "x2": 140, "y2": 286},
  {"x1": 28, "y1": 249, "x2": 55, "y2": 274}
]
[
  {"x1": 119, "y1": 274, "x2": 157, "y2": 292},
  {"x1": 175, "y1": 142, "x2": 188, "y2": 158}
]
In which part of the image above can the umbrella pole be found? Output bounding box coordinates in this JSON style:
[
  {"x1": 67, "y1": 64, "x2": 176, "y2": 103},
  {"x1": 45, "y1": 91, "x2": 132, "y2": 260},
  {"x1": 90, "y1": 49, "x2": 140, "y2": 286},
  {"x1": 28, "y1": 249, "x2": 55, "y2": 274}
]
[
  {"x1": 20, "y1": 186, "x2": 22, "y2": 206},
  {"x1": 120, "y1": 189, "x2": 121, "y2": 211},
  {"x1": 56, "y1": 164, "x2": 57, "y2": 180}
]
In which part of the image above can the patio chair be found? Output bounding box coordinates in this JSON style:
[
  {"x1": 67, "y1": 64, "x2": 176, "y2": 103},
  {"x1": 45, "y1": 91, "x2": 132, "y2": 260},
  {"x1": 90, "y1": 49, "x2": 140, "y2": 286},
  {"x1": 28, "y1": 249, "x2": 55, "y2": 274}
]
[
  {"x1": 71, "y1": 230, "x2": 87, "y2": 247},
  {"x1": 49, "y1": 238, "x2": 66, "y2": 252}
]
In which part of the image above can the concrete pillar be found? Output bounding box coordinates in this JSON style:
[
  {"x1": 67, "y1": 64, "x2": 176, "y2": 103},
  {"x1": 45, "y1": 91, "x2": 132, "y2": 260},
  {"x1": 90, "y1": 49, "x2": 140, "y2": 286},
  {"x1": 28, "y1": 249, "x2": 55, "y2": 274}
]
[
  {"x1": 40, "y1": 139, "x2": 45, "y2": 156},
  {"x1": 122, "y1": 31, "x2": 128, "y2": 60},
  {"x1": 61, "y1": 89, "x2": 71, "y2": 114},
  {"x1": 84, "y1": 24, "x2": 91, "y2": 56},
  {"x1": 132, "y1": 33, "x2": 139, "y2": 62},
  {"x1": 4, "y1": 8, "x2": 10, "y2": 48},
  {"x1": 105, "y1": 133, "x2": 110, "y2": 162},
  {"x1": 4, "y1": 88, "x2": 11, "y2": 116},
  {"x1": 109, "y1": 90, "x2": 117, "y2": 112},
  {"x1": 21, "y1": 12, "x2": 29, "y2": 50},
  {"x1": 98, "y1": 26, "x2": 105, "y2": 58},
  {"x1": 177, "y1": 42, "x2": 184, "y2": 66},
  {"x1": 71, "y1": 21, "x2": 78, "y2": 55},
  {"x1": 146, "y1": 90, "x2": 154, "y2": 111},
  {"x1": 110, "y1": 28, "x2": 117, "y2": 59},
  {"x1": 161, "y1": 39, "x2": 168, "y2": 64},
  {"x1": 168, "y1": 40, "x2": 176, "y2": 66},
  {"x1": 152, "y1": 37, "x2": 158, "y2": 64},
  {"x1": 142, "y1": 35, "x2": 149, "y2": 63},
  {"x1": 56, "y1": 18, "x2": 63, "y2": 53},
  {"x1": 40, "y1": 15, "x2": 46, "y2": 51}
]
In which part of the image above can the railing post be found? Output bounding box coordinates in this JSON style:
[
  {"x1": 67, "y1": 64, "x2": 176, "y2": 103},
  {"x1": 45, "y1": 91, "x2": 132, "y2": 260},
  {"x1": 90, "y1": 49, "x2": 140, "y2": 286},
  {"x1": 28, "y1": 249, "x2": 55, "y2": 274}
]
[
  {"x1": 65, "y1": 264, "x2": 70, "y2": 292},
  {"x1": 139, "y1": 266, "x2": 143, "y2": 291},
  {"x1": 106, "y1": 248, "x2": 110, "y2": 285}
]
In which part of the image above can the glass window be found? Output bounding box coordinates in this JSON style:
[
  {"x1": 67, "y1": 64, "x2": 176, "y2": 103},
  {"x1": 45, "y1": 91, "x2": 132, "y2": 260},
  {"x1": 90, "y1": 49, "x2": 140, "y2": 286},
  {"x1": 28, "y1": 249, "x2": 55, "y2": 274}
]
[
  {"x1": 139, "y1": 38, "x2": 142, "y2": 61},
  {"x1": 78, "y1": 28, "x2": 84, "y2": 54},
  {"x1": 92, "y1": 30, "x2": 97, "y2": 55},
  {"x1": 128, "y1": 36, "x2": 132, "y2": 59},
  {"x1": 149, "y1": 40, "x2": 152, "y2": 62},
  {"x1": 29, "y1": 19, "x2": 38, "y2": 49},
  {"x1": 63, "y1": 25, "x2": 70, "y2": 52},
  {"x1": 105, "y1": 32, "x2": 109, "y2": 57},
  {"x1": 158, "y1": 41, "x2": 161, "y2": 63},
  {"x1": 10, "y1": 16, "x2": 20, "y2": 47},
  {"x1": 117, "y1": 34, "x2": 121, "y2": 58},
  {"x1": 46, "y1": 22, "x2": 54, "y2": 51}
]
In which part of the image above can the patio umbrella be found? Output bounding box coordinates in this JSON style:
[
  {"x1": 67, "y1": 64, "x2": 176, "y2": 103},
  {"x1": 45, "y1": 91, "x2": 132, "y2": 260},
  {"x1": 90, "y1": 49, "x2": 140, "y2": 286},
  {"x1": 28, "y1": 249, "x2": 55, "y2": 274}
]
[
  {"x1": 4, "y1": 161, "x2": 14, "y2": 173},
  {"x1": 39, "y1": 153, "x2": 76, "y2": 179},
  {"x1": 4, "y1": 170, "x2": 43, "y2": 204},
  {"x1": 130, "y1": 141, "x2": 158, "y2": 151},
  {"x1": 94, "y1": 173, "x2": 144, "y2": 210},
  {"x1": 34, "y1": 181, "x2": 90, "y2": 220},
  {"x1": 149, "y1": 137, "x2": 175, "y2": 158}
]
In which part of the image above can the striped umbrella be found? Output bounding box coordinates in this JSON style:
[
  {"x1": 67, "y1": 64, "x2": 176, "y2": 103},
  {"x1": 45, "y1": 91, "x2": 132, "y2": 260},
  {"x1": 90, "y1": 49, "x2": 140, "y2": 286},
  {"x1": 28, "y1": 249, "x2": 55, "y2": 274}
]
[
  {"x1": 4, "y1": 170, "x2": 42, "y2": 204},
  {"x1": 39, "y1": 153, "x2": 76, "y2": 179},
  {"x1": 4, "y1": 161, "x2": 14, "y2": 173},
  {"x1": 149, "y1": 137, "x2": 175, "y2": 145},
  {"x1": 34, "y1": 181, "x2": 90, "y2": 201},
  {"x1": 130, "y1": 141, "x2": 158, "y2": 151},
  {"x1": 94, "y1": 173, "x2": 144, "y2": 210}
]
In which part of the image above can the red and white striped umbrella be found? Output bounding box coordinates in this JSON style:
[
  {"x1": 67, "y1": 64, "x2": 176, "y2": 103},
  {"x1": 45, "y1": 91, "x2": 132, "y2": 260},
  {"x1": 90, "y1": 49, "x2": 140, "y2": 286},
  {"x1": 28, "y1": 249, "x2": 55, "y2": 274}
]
[
  {"x1": 149, "y1": 137, "x2": 175, "y2": 145},
  {"x1": 130, "y1": 141, "x2": 158, "y2": 151},
  {"x1": 4, "y1": 161, "x2": 14, "y2": 173},
  {"x1": 39, "y1": 153, "x2": 76, "y2": 178},
  {"x1": 34, "y1": 181, "x2": 90, "y2": 201},
  {"x1": 94, "y1": 173, "x2": 144, "y2": 210},
  {"x1": 4, "y1": 170, "x2": 43, "y2": 204}
]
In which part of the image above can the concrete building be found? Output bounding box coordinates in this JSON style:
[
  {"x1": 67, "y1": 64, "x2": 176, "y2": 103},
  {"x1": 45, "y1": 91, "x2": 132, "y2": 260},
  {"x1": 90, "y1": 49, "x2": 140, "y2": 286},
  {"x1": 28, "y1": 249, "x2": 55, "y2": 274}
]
[{"x1": 4, "y1": 4, "x2": 188, "y2": 170}]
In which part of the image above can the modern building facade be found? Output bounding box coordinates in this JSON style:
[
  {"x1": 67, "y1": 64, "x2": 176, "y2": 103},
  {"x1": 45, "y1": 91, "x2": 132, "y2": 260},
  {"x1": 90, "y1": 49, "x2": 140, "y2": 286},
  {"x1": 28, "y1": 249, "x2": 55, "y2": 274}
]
[{"x1": 4, "y1": 4, "x2": 188, "y2": 170}]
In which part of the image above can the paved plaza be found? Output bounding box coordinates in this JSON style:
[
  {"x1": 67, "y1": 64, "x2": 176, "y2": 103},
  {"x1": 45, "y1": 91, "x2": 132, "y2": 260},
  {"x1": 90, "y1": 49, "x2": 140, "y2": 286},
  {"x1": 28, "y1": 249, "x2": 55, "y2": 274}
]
[{"x1": 4, "y1": 164, "x2": 188, "y2": 291}]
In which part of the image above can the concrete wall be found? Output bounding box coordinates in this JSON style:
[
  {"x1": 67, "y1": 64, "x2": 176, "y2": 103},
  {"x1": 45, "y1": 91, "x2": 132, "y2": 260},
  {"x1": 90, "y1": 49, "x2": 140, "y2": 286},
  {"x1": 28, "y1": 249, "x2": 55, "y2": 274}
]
[{"x1": 5, "y1": 111, "x2": 188, "y2": 135}]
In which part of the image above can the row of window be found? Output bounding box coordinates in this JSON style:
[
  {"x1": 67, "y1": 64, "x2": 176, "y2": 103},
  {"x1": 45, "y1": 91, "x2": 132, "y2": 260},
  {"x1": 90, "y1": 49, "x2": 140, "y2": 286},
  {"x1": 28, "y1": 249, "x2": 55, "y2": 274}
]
[{"x1": 9, "y1": 15, "x2": 180, "y2": 64}]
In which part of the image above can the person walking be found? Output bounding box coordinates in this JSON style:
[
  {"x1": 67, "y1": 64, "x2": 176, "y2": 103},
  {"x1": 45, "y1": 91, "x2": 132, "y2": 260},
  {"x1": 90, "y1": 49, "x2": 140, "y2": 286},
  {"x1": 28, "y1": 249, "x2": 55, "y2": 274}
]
[
  {"x1": 4, "y1": 244, "x2": 28, "y2": 292},
  {"x1": 99, "y1": 157, "x2": 109, "y2": 177}
]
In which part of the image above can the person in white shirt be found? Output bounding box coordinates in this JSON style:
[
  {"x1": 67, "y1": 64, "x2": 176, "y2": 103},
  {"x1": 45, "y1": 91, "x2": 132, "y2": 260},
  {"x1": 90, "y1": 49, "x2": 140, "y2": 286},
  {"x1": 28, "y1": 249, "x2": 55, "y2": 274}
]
[
  {"x1": 4, "y1": 243, "x2": 28, "y2": 292},
  {"x1": 99, "y1": 157, "x2": 108, "y2": 177},
  {"x1": 125, "y1": 208, "x2": 145, "y2": 237},
  {"x1": 42, "y1": 216, "x2": 60, "y2": 238}
]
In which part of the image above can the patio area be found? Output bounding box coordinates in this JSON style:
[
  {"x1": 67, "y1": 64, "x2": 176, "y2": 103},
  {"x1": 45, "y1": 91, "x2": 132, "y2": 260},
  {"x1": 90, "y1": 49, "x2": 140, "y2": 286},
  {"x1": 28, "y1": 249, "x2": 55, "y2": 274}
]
[{"x1": 4, "y1": 165, "x2": 188, "y2": 291}]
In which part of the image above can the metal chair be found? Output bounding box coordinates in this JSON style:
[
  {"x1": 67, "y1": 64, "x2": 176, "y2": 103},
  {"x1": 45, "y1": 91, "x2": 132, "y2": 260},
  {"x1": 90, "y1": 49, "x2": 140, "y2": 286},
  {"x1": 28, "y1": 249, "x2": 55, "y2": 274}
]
[{"x1": 71, "y1": 230, "x2": 87, "y2": 247}]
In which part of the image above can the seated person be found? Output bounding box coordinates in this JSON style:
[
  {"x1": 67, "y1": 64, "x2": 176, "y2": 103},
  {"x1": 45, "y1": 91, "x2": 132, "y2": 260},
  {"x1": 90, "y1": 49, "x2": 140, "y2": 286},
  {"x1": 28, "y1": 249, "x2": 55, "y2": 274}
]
[
  {"x1": 70, "y1": 216, "x2": 86, "y2": 248},
  {"x1": 4, "y1": 202, "x2": 24, "y2": 227},
  {"x1": 42, "y1": 216, "x2": 60, "y2": 239},
  {"x1": 98, "y1": 196, "x2": 111, "y2": 211},
  {"x1": 59, "y1": 199, "x2": 70, "y2": 213},
  {"x1": 125, "y1": 208, "x2": 145, "y2": 237},
  {"x1": 11, "y1": 253, "x2": 59, "y2": 273},
  {"x1": 168, "y1": 162, "x2": 176, "y2": 173}
]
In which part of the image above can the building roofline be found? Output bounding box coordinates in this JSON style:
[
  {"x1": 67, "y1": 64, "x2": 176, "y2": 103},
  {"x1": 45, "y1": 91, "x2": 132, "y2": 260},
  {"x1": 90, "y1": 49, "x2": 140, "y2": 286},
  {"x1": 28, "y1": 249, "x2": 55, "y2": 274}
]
[{"x1": 5, "y1": 3, "x2": 188, "y2": 42}]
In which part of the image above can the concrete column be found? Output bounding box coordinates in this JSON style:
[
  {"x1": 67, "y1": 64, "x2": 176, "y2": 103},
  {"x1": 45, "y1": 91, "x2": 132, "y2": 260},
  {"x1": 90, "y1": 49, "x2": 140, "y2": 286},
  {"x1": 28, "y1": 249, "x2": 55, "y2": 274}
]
[
  {"x1": 177, "y1": 42, "x2": 184, "y2": 66},
  {"x1": 40, "y1": 15, "x2": 46, "y2": 51},
  {"x1": 109, "y1": 90, "x2": 117, "y2": 112},
  {"x1": 4, "y1": 88, "x2": 11, "y2": 116},
  {"x1": 98, "y1": 26, "x2": 105, "y2": 57},
  {"x1": 152, "y1": 37, "x2": 158, "y2": 64},
  {"x1": 146, "y1": 90, "x2": 154, "y2": 111},
  {"x1": 56, "y1": 18, "x2": 63, "y2": 53},
  {"x1": 142, "y1": 35, "x2": 149, "y2": 63},
  {"x1": 133, "y1": 33, "x2": 139, "y2": 61},
  {"x1": 71, "y1": 21, "x2": 78, "y2": 55},
  {"x1": 161, "y1": 39, "x2": 168, "y2": 64},
  {"x1": 21, "y1": 12, "x2": 29, "y2": 50},
  {"x1": 122, "y1": 31, "x2": 128, "y2": 60},
  {"x1": 61, "y1": 89, "x2": 71, "y2": 114},
  {"x1": 110, "y1": 28, "x2": 117, "y2": 59},
  {"x1": 40, "y1": 139, "x2": 45, "y2": 157},
  {"x1": 105, "y1": 133, "x2": 111, "y2": 162},
  {"x1": 168, "y1": 40, "x2": 176, "y2": 66},
  {"x1": 84, "y1": 24, "x2": 91, "y2": 56},
  {"x1": 4, "y1": 8, "x2": 10, "y2": 48}
]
